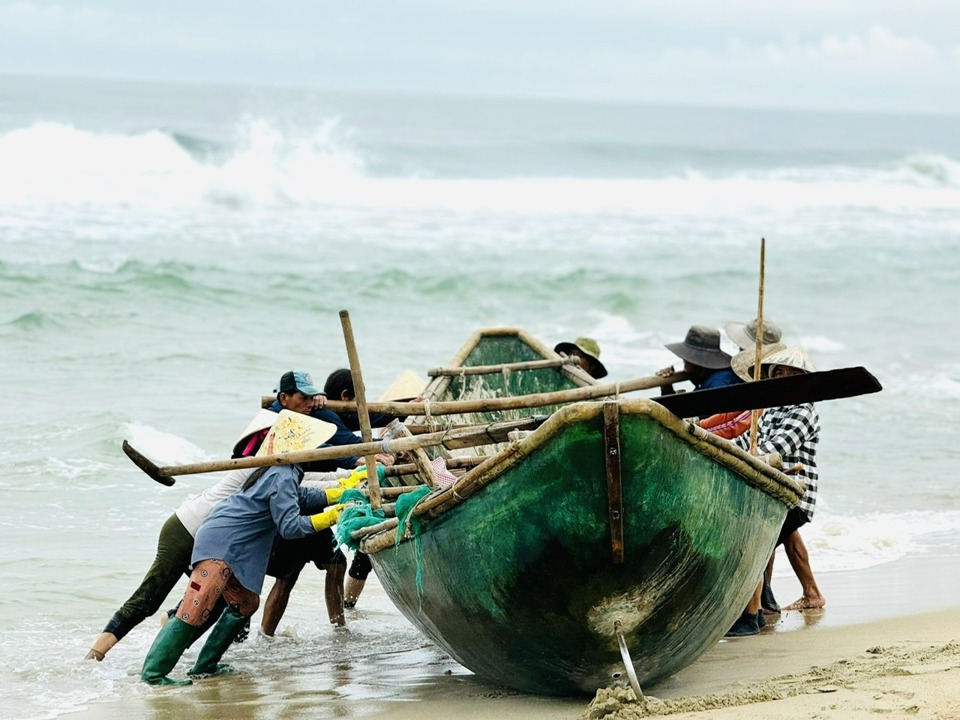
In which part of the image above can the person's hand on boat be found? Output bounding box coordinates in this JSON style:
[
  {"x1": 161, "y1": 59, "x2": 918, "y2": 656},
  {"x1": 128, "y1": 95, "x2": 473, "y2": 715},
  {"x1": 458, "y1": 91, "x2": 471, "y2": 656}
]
[
  {"x1": 374, "y1": 453, "x2": 395, "y2": 467},
  {"x1": 346, "y1": 464, "x2": 386, "y2": 487},
  {"x1": 656, "y1": 365, "x2": 675, "y2": 378},
  {"x1": 312, "y1": 395, "x2": 328, "y2": 410},
  {"x1": 310, "y1": 503, "x2": 346, "y2": 531},
  {"x1": 657, "y1": 365, "x2": 678, "y2": 395}
]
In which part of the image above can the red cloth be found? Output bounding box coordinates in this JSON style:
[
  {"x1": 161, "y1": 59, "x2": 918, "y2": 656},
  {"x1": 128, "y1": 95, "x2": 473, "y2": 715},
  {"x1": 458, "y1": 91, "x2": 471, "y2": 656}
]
[{"x1": 700, "y1": 410, "x2": 757, "y2": 440}]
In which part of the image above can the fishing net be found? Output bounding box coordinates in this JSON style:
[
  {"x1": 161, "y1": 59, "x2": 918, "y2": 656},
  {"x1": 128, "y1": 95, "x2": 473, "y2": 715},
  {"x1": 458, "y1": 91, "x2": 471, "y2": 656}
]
[
  {"x1": 334, "y1": 486, "x2": 432, "y2": 551},
  {"x1": 335, "y1": 489, "x2": 385, "y2": 551},
  {"x1": 393, "y1": 485, "x2": 432, "y2": 545}
]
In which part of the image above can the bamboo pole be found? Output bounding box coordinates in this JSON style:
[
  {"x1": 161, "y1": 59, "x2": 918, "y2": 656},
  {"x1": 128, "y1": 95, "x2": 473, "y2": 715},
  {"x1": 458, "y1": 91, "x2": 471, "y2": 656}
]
[
  {"x1": 339, "y1": 310, "x2": 382, "y2": 510},
  {"x1": 427, "y1": 357, "x2": 579, "y2": 377},
  {"x1": 384, "y1": 455, "x2": 483, "y2": 477},
  {"x1": 282, "y1": 372, "x2": 686, "y2": 417},
  {"x1": 749, "y1": 238, "x2": 766, "y2": 455},
  {"x1": 122, "y1": 416, "x2": 541, "y2": 482}
]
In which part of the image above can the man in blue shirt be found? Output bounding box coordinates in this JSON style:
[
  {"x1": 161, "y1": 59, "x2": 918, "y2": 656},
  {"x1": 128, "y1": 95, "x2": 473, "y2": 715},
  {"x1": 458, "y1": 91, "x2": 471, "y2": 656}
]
[
  {"x1": 140, "y1": 411, "x2": 354, "y2": 685},
  {"x1": 657, "y1": 325, "x2": 741, "y2": 398}
]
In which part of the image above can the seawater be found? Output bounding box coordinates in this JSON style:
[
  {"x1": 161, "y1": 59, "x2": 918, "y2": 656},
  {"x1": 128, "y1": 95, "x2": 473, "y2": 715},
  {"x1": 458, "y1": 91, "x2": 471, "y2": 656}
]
[{"x1": 1, "y1": 74, "x2": 959, "y2": 718}]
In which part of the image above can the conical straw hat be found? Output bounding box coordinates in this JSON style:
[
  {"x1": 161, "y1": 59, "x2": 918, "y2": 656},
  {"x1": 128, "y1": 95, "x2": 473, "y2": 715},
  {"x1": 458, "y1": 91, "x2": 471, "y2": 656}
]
[
  {"x1": 761, "y1": 345, "x2": 819, "y2": 376},
  {"x1": 379, "y1": 370, "x2": 427, "y2": 402},
  {"x1": 232, "y1": 409, "x2": 279, "y2": 457},
  {"x1": 731, "y1": 342, "x2": 787, "y2": 382},
  {"x1": 256, "y1": 410, "x2": 337, "y2": 457}
]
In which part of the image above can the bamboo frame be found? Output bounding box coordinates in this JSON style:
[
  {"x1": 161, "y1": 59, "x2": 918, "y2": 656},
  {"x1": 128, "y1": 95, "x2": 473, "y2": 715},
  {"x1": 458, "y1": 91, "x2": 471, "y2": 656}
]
[{"x1": 358, "y1": 399, "x2": 803, "y2": 554}]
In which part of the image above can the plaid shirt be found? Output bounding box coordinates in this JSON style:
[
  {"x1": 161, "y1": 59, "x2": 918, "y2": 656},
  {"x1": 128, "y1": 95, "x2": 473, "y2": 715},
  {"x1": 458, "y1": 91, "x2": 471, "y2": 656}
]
[{"x1": 736, "y1": 403, "x2": 820, "y2": 521}]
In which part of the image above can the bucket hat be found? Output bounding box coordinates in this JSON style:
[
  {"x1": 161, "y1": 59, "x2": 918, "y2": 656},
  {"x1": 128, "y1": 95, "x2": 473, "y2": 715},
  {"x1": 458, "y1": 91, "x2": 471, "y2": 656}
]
[
  {"x1": 665, "y1": 326, "x2": 732, "y2": 370},
  {"x1": 725, "y1": 318, "x2": 784, "y2": 351},
  {"x1": 553, "y1": 337, "x2": 608, "y2": 379}
]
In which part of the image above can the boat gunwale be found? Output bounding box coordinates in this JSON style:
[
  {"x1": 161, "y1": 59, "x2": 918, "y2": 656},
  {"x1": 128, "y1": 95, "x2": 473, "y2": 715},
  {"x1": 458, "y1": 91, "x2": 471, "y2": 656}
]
[
  {"x1": 360, "y1": 398, "x2": 803, "y2": 554},
  {"x1": 416, "y1": 327, "x2": 597, "y2": 410}
]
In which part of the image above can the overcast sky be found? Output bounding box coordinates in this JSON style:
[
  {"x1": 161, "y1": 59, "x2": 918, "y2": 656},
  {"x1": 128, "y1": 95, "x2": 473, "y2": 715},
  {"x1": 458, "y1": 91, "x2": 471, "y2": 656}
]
[{"x1": 2, "y1": 0, "x2": 959, "y2": 115}]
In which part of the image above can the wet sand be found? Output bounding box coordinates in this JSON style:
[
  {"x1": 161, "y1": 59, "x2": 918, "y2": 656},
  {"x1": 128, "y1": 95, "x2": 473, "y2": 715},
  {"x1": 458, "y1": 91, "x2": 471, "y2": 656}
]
[{"x1": 64, "y1": 553, "x2": 960, "y2": 720}]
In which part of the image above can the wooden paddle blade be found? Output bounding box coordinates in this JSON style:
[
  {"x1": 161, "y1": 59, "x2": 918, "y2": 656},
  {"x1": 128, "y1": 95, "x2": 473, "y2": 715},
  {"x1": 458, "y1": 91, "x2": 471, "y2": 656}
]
[
  {"x1": 654, "y1": 366, "x2": 882, "y2": 418},
  {"x1": 122, "y1": 440, "x2": 175, "y2": 486}
]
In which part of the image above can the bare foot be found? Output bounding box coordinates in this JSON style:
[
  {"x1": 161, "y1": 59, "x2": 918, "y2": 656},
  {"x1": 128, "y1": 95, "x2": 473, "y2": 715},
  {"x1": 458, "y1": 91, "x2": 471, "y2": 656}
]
[{"x1": 783, "y1": 595, "x2": 825, "y2": 611}]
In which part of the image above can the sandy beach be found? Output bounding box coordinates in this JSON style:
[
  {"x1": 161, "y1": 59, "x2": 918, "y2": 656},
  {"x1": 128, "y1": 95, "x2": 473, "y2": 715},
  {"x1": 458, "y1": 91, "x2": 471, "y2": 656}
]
[{"x1": 61, "y1": 552, "x2": 960, "y2": 720}]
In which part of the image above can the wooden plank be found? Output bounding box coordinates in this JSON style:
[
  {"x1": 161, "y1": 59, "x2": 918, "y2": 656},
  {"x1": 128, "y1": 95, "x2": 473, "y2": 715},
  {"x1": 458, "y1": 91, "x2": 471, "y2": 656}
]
[{"x1": 602, "y1": 401, "x2": 625, "y2": 565}]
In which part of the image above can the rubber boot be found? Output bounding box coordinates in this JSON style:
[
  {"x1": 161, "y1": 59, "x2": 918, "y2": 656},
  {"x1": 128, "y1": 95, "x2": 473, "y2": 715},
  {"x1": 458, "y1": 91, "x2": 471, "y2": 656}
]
[
  {"x1": 724, "y1": 610, "x2": 760, "y2": 637},
  {"x1": 188, "y1": 606, "x2": 248, "y2": 678},
  {"x1": 85, "y1": 632, "x2": 118, "y2": 661},
  {"x1": 141, "y1": 618, "x2": 198, "y2": 685}
]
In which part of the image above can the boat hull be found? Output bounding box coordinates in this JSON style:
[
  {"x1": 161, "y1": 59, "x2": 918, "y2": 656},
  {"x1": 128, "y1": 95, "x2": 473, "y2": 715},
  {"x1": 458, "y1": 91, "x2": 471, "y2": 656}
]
[{"x1": 369, "y1": 404, "x2": 792, "y2": 695}]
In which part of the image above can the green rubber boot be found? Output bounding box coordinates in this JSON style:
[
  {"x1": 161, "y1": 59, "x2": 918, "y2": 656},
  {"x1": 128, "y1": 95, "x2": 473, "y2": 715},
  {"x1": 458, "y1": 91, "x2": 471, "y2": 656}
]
[
  {"x1": 188, "y1": 606, "x2": 248, "y2": 678},
  {"x1": 141, "y1": 617, "x2": 199, "y2": 686}
]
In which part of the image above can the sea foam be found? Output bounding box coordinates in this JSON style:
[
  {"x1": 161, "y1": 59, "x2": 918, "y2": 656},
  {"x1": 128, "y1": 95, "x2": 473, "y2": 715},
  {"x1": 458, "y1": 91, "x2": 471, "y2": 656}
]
[{"x1": 2, "y1": 120, "x2": 960, "y2": 216}]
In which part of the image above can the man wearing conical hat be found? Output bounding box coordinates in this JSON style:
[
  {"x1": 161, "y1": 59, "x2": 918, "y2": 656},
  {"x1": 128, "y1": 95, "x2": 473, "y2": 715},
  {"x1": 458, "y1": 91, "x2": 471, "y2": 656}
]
[
  {"x1": 85, "y1": 371, "x2": 368, "y2": 665},
  {"x1": 725, "y1": 346, "x2": 825, "y2": 636},
  {"x1": 139, "y1": 410, "x2": 364, "y2": 685},
  {"x1": 258, "y1": 367, "x2": 406, "y2": 633}
]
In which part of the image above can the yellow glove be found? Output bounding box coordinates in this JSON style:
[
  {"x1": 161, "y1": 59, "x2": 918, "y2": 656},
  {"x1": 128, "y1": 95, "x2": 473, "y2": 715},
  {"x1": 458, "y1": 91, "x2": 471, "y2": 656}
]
[
  {"x1": 324, "y1": 466, "x2": 370, "y2": 503},
  {"x1": 310, "y1": 504, "x2": 345, "y2": 531}
]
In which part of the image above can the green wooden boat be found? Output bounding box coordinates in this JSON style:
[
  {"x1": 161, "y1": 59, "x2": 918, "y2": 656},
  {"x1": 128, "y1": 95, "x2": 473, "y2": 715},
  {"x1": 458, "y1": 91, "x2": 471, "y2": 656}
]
[{"x1": 361, "y1": 328, "x2": 802, "y2": 696}]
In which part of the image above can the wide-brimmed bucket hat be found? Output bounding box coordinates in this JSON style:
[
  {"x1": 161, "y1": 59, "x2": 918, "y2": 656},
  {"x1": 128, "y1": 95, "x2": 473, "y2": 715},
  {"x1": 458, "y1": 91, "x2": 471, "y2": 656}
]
[
  {"x1": 731, "y1": 342, "x2": 788, "y2": 382},
  {"x1": 256, "y1": 410, "x2": 337, "y2": 457},
  {"x1": 665, "y1": 326, "x2": 732, "y2": 370},
  {"x1": 725, "y1": 318, "x2": 784, "y2": 351},
  {"x1": 554, "y1": 337, "x2": 608, "y2": 378}
]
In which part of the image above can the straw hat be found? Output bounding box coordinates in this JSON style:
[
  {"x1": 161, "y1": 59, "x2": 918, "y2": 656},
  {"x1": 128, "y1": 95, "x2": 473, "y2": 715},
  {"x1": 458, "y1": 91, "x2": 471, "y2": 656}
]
[
  {"x1": 665, "y1": 326, "x2": 732, "y2": 370},
  {"x1": 255, "y1": 410, "x2": 337, "y2": 457},
  {"x1": 737, "y1": 345, "x2": 819, "y2": 381},
  {"x1": 731, "y1": 342, "x2": 787, "y2": 382},
  {"x1": 725, "y1": 318, "x2": 784, "y2": 351},
  {"x1": 379, "y1": 370, "x2": 427, "y2": 402},
  {"x1": 232, "y1": 409, "x2": 279, "y2": 457},
  {"x1": 762, "y1": 345, "x2": 819, "y2": 377},
  {"x1": 553, "y1": 337, "x2": 608, "y2": 379}
]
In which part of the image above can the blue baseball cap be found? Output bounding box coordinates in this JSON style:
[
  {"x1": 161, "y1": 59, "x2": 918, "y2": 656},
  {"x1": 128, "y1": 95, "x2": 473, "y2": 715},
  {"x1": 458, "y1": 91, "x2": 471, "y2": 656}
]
[{"x1": 278, "y1": 370, "x2": 324, "y2": 396}]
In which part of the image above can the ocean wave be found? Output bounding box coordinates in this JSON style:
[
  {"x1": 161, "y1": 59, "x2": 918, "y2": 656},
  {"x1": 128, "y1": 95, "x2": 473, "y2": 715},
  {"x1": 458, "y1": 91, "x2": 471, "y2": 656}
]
[
  {"x1": 780, "y1": 509, "x2": 960, "y2": 574},
  {"x1": 896, "y1": 153, "x2": 960, "y2": 186},
  {"x1": 1, "y1": 120, "x2": 959, "y2": 215},
  {"x1": 5, "y1": 309, "x2": 61, "y2": 331},
  {"x1": 122, "y1": 422, "x2": 211, "y2": 466}
]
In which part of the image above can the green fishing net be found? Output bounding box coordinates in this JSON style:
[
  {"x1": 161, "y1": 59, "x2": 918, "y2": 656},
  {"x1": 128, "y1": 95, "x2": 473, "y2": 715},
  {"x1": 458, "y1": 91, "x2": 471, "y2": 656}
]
[
  {"x1": 393, "y1": 486, "x2": 431, "y2": 545},
  {"x1": 335, "y1": 486, "x2": 432, "y2": 550},
  {"x1": 335, "y1": 489, "x2": 385, "y2": 551}
]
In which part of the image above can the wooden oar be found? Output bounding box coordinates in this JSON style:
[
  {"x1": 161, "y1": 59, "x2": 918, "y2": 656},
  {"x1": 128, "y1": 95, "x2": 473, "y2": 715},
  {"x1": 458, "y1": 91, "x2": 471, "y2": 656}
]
[
  {"x1": 655, "y1": 366, "x2": 882, "y2": 419},
  {"x1": 299, "y1": 372, "x2": 687, "y2": 417},
  {"x1": 123, "y1": 416, "x2": 545, "y2": 485},
  {"x1": 339, "y1": 310, "x2": 383, "y2": 510}
]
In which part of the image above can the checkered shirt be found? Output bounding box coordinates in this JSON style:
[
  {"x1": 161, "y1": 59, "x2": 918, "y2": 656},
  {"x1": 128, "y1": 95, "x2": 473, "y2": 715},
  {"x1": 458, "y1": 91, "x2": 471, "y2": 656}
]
[{"x1": 736, "y1": 403, "x2": 820, "y2": 521}]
